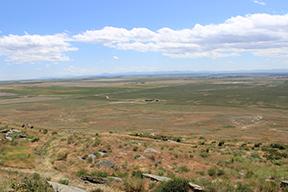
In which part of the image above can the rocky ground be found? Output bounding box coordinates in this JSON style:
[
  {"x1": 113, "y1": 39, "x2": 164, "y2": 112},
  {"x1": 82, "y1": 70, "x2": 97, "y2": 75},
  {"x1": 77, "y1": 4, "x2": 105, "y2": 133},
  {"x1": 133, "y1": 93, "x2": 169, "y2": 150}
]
[{"x1": 0, "y1": 122, "x2": 288, "y2": 192}]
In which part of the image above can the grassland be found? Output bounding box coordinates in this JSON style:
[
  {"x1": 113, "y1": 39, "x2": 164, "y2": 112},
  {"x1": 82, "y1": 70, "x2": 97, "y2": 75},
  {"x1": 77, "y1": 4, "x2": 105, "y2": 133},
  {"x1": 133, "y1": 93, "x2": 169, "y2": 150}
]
[{"x1": 0, "y1": 76, "x2": 287, "y2": 191}]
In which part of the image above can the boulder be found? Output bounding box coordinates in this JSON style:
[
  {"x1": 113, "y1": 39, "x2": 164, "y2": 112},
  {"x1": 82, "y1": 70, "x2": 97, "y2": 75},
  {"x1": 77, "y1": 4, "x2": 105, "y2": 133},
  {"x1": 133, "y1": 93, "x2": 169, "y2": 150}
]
[
  {"x1": 144, "y1": 148, "x2": 159, "y2": 154},
  {"x1": 142, "y1": 173, "x2": 204, "y2": 191},
  {"x1": 142, "y1": 173, "x2": 171, "y2": 182},
  {"x1": 0, "y1": 129, "x2": 9, "y2": 133},
  {"x1": 80, "y1": 175, "x2": 108, "y2": 184},
  {"x1": 48, "y1": 181, "x2": 86, "y2": 192},
  {"x1": 96, "y1": 160, "x2": 116, "y2": 169},
  {"x1": 5, "y1": 129, "x2": 27, "y2": 141},
  {"x1": 188, "y1": 182, "x2": 204, "y2": 192},
  {"x1": 108, "y1": 176, "x2": 123, "y2": 183},
  {"x1": 87, "y1": 153, "x2": 97, "y2": 164},
  {"x1": 281, "y1": 180, "x2": 288, "y2": 189}
]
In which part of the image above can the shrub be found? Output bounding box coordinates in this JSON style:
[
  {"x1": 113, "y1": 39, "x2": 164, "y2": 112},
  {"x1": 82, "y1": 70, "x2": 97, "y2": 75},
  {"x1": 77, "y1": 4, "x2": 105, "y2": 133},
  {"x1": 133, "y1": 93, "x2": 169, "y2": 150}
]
[
  {"x1": 208, "y1": 168, "x2": 216, "y2": 177},
  {"x1": 11, "y1": 173, "x2": 54, "y2": 192},
  {"x1": 235, "y1": 183, "x2": 252, "y2": 192},
  {"x1": 258, "y1": 180, "x2": 279, "y2": 192},
  {"x1": 264, "y1": 148, "x2": 287, "y2": 161},
  {"x1": 58, "y1": 178, "x2": 69, "y2": 185},
  {"x1": 56, "y1": 151, "x2": 68, "y2": 161},
  {"x1": 154, "y1": 178, "x2": 190, "y2": 192},
  {"x1": 134, "y1": 154, "x2": 141, "y2": 159},
  {"x1": 157, "y1": 167, "x2": 166, "y2": 176},
  {"x1": 207, "y1": 167, "x2": 225, "y2": 177},
  {"x1": 51, "y1": 131, "x2": 57, "y2": 135},
  {"x1": 90, "y1": 189, "x2": 104, "y2": 192},
  {"x1": 254, "y1": 143, "x2": 262, "y2": 148},
  {"x1": 200, "y1": 151, "x2": 209, "y2": 158},
  {"x1": 91, "y1": 137, "x2": 101, "y2": 147},
  {"x1": 132, "y1": 170, "x2": 143, "y2": 178},
  {"x1": 175, "y1": 137, "x2": 182, "y2": 142},
  {"x1": 216, "y1": 169, "x2": 225, "y2": 176},
  {"x1": 124, "y1": 177, "x2": 145, "y2": 192},
  {"x1": 270, "y1": 143, "x2": 286, "y2": 150},
  {"x1": 42, "y1": 129, "x2": 48, "y2": 134},
  {"x1": 218, "y1": 140, "x2": 225, "y2": 147},
  {"x1": 76, "y1": 169, "x2": 88, "y2": 177},
  {"x1": 91, "y1": 171, "x2": 108, "y2": 178},
  {"x1": 176, "y1": 166, "x2": 190, "y2": 173},
  {"x1": 28, "y1": 136, "x2": 39, "y2": 142}
]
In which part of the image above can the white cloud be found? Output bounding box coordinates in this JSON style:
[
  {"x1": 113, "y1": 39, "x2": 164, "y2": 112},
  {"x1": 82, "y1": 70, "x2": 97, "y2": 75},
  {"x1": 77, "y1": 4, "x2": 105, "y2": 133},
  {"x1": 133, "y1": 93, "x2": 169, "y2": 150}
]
[
  {"x1": 74, "y1": 13, "x2": 288, "y2": 58},
  {"x1": 1, "y1": 13, "x2": 288, "y2": 64},
  {"x1": 253, "y1": 0, "x2": 266, "y2": 6},
  {"x1": 0, "y1": 33, "x2": 77, "y2": 63},
  {"x1": 113, "y1": 56, "x2": 119, "y2": 60}
]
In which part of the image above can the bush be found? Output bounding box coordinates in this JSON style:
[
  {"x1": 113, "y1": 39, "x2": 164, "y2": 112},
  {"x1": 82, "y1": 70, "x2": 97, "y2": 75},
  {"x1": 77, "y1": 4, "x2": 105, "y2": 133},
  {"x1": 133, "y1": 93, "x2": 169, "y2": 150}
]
[
  {"x1": 91, "y1": 171, "x2": 108, "y2": 178},
  {"x1": 200, "y1": 151, "x2": 209, "y2": 158},
  {"x1": 42, "y1": 129, "x2": 48, "y2": 134},
  {"x1": 76, "y1": 169, "x2": 88, "y2": 177},
  {"x1": 124, "y1": 177, "x2": 145, "y2": 192},
  {"x1": 132, "y1": 170, "x2": 144, "y2": 178},
  {"x1": 270, "y1": 143, "x2": 286, "y2": 150},
  {"x1": 207, "y1": 168, "x2": 216, "y2": 177},
  {"x1": 58, "y1": 178, "x2": 69, "y2": 185},
  {"x1": 216, "y1": 169, "x2": 225, "y2": 176},
  {"x1": 155, "y1": 178, "x2": 190, "y2": 192},
  {"x1": 28, "y1": 136, "x2": 39, "y2": 142},
  {"x1": 218, "y1": 140, "x2": 225, "y2": 147},
  {"x1": 258, "y1": 180, "x2": 279, "y2": 192},
  {"x1": 176, "y1": 166, "x2": 190, "y2": 173},
  {"x1": 11, "y1": 173, "x2": 54, "y2": 192},
  {"x1": 235, "y1": 183, "x2": 252, "y2": 192},
  {"x1": 207, "y1": 167, "x2": 225, "y2": 177},
  {"x1": 56, "y1": 151, "x2": 68, "y2": 161},
  {"x1": 90, "y1": 189, "x2": 104, "y2": 192}
]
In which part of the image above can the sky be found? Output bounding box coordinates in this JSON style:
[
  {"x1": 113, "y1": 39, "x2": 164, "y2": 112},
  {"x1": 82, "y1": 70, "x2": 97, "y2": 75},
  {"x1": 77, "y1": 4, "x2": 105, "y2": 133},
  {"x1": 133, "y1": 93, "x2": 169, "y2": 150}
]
[{"x1": 0, "y1": 0, "x2": 288, "y2": 80}]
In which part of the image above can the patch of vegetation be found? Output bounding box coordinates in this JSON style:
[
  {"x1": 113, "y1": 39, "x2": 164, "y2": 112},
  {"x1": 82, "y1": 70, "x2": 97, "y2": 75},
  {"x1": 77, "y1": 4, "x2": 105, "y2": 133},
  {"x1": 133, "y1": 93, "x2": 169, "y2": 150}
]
[
  {"x1": 124, "y1": 177, "x2": 145, "y2": 192},
  {"x1": 130, "y1": 132, "x2": 182, "y2": 142},
  {"x1": 27, "y1": 135, "x2": 39, "y2": 142},
  {"x1": 55, "y1": 150, "x2": 68, "y2": 161},
  {"x1": 132, "y1": 170, "x2": 144, "y2": 178},
  {"x1": 91, "y1": 171, "x2": 109, "y2": 178},
  {"x1": 58, "y1": 178, "x2": 69, "y2": 185},
  {"x1": 11, "y1": 173, "x2": 54, "y2": 192},
  {"x1": 154, "y1": 178, "x2": 190, "y2": 192},
  {"x1": 235, "y1": 183, "x2": 252, "y2": 192},
  {"x1": 176, "y1": 165, "x2": 190, "y2": 173},
  {"x1": 76, "y1": 169, "x2": 89, "y2": 177},
  {"x1": 207, "y1": 167, "x2": 225, "y2": 177},
  {"x1": 200, "y1": 151, "x2": 209, "y2": 158}
]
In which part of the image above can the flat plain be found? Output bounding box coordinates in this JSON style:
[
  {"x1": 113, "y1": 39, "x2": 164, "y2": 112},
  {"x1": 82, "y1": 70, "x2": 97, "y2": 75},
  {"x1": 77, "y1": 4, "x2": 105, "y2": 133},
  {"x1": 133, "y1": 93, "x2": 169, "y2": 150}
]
[{"x1": 0, "y1": 76, "x2": 288, "y2": 191}]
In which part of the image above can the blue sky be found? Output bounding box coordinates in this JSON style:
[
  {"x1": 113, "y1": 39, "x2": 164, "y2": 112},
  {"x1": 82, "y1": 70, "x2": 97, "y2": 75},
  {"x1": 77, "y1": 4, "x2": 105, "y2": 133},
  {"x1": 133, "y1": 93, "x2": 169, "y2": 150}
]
[{"x1": 0, "y1": 0, "x2": 288, "y2": 80}]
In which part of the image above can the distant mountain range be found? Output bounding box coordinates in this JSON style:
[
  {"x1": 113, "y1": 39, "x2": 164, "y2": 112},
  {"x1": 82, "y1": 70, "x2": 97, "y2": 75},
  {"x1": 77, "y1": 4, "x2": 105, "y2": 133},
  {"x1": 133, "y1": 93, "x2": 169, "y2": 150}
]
[{"x1": 1, "y1": 69, "x2": 288, "y2": 83}]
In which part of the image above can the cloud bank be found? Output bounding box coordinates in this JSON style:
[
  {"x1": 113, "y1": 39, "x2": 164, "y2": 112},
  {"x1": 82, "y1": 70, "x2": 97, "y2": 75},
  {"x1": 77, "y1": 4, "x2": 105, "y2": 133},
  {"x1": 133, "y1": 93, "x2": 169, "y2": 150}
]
[
  {"x1": 1, "y1": 13, "x2": 288, "y2": 63},
  {"x1": 0, "y1": 33, "x2": 77, "y2": 63},
  {"x1": 74, "y1": 13, "x2": 288, "y2": 58}
]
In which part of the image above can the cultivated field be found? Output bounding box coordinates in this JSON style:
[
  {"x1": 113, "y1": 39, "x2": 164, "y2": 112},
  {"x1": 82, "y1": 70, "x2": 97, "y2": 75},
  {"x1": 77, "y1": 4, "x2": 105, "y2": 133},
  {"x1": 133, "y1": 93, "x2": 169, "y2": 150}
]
[{"x1": 0, "y1": 76, "x2": 287, "y2": 191}]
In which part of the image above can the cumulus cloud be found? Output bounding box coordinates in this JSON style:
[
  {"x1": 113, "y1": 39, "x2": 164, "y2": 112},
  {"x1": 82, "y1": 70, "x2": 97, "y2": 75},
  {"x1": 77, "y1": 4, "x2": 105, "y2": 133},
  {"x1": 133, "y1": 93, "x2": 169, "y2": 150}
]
[
  {"x1": 0, "y1": 33, "x2": 77, "y2": 63},
  {"x1": 74, "y1": 13, "x2": 288, "y2": 58},
  {"x1": 1, "y1": 13, "x2": 288, "y2": 64},
  {"x1": 253, "y1": 0, "x2": 266, "y2": 6}
]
